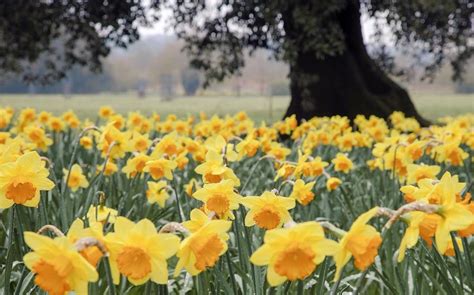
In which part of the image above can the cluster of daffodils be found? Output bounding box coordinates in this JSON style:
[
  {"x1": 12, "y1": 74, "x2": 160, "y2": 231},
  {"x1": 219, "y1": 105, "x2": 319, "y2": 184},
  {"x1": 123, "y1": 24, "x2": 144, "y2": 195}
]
[{"x1": 0, "y1": 106, "x2": 472, "y2": 294}]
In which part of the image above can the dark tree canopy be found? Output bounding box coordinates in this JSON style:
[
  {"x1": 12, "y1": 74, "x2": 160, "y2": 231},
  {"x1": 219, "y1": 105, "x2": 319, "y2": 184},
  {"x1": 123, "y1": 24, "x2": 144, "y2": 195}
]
[
  {"x1": 0, "y1": 0, "x2": 156, "y2": 83},
  {"x1": 1, "y1": 0, "x2": 472, "y2": 124}
]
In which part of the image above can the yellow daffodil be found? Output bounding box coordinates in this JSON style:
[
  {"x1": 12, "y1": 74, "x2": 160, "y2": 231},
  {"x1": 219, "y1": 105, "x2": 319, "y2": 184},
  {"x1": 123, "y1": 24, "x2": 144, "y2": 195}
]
[
  {"x1": 79, "y1": 136, "x2": 93, "y2": 150},
  {"x1": 130, "y1": 131, "x2": 151, "y2": 152},
  {"x1": 122, "y1": 153, "x2": 150, "y2": 178},
  {"x1": 63, "y1": 164, "x2": 89, "y2": 192},
  {"x1": 193, "y1": 179, "x2": 242, "y2": 220},
  {"x1": 195, "y1": 150, "x2": 240, "y2": 185},
  {"x1": 174, "y1": 209, "x2": 232, "y2": 276},
  {"x1": 432, "y1": 140, "x2": 468, "y2": 166},
  {"x1": 151, "y1": 131, "x2": 183, "y2": 157},
  {"x1": 433, "y1": 172, "x2": 474, "y2": 253},
  {"x1": 0, "y1": 151, "x2": 54, "y2": 208},
  {"x1": 406, "y1": 164, "x2": 440, "y2": 185},
  {"x1": 250, "y1": 222, "x2": 338, "y2": 286},
  {"x1": 23, "y1": 232, "x2": 98, "y2": 295},
  {"x1": 49, "y1": 117, "x2": 65, "y2": 132},
  {"x1": 266, "y1": 142, "x2": 291, "y2": 161},
  {"x1": 97, "y1": 160, "x2": 118, "y2": 176},
  {"x1": 144, "y1": 158, "x2": 177, "y2": 180},
  {"x1": 274, "y1": 163, "x2": 296, "y2": 180},
  {"x1": 326, "y1": 177, "x2": 342, "y2": 191},
  {"x1": 289, "y1": 179, "x2": 316, "y2": 206},
  {"x1": 337, "y1": 132, "x2": 357, "y2": 151},
  {"x1": 24, "y1": 125, "x2": 53, "y2": 151},
  {"x1": 106, "y1": 217, "x2": 180, "y2": 285},
  {"x1": 99, "y1": 106, "x2": 114, "y2": 118},
  {"x1": 146, "y1": 180, "x2": 169, "y2": 207},
  {"x1": 98, "y1": 123, "x2": 131, "y2": 159},
  {"x1": 241, "y1": 191, "x2": 295, "y2": 230},
  {"x1": 184, "y1": 178, "x2": 201, "y2": 197},
  {"x1": 332, "y1": 153, "x2": 353, "y2": 173},
  {"x1": 87, "y1": 205, "x2": 118, "y2": 224},
  {"x1": 302, "y1": 157, "x2": 328, "y2": 177},
  {"x1": 38, "y1": 111, "x2": 51, "y2": 124},
  {"x1": 334, "y1": 207, "x2": 382, "y2": 280},
  {"x1": 236, "y1": 136, "x2": 260, "y2": 158},
  {"x1": 175, "y1": 152, "x2": 189, "y2": 170},
  {"x1": 204, "y1": 134, "x2": 238, "y2": 161}
]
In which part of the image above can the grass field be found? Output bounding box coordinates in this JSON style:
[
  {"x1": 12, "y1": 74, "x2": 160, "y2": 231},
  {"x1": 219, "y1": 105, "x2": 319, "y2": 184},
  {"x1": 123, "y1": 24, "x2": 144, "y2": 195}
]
[{"x1": 0, "y1": 91, "x2": 472, "y2": 122}]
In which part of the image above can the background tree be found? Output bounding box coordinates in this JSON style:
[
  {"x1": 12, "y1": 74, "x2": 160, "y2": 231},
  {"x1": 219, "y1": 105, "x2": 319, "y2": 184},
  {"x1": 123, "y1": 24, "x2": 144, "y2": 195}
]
[
  {"x1": 181, "y1": 68, "x2": 201, "y2": 96},
  {"x1": 0, "y1": 1, "x2": 154, "y2": 83},
  {"x1": 169, "y1": 0, "x2": 472, "y2": 126},
  {"x1": 1, "y1": 1, "x2": 472, "y2": 125}
]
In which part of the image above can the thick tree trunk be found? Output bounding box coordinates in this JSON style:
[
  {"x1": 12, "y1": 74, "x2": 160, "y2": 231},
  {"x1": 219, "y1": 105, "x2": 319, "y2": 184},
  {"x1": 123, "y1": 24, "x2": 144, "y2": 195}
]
[{"x1": 283, "y1": 0, "x2": 430, "y2": 126}]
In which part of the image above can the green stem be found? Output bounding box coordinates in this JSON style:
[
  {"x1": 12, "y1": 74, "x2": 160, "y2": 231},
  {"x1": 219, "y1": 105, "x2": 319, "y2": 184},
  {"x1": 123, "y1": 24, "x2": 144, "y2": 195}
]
[
  {"x1": 103, "y1": 256, "x2": 117, "y2": 295},
  {"x1": 450, "y1": 233, "x2": 464, "y2": 291},
  {"x1": 239, "y1": 207, "x2": 258, "y2": 292},
  {"x1": 297, "y1": 280, "x2": 304, "y2": 295},
  {"x1": 225, "y1": 251, "x2": 239, "y2": 295},
  {"x1": 4, "y1": 207, "x2": 15, "y2": 295},
  {"x1": 241, "y1": 156, "x2": 273, "y2": 193}
]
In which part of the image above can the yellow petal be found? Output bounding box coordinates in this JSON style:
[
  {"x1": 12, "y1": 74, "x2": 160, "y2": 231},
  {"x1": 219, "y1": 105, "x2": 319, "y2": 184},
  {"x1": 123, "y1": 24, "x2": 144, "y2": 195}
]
[
  {"x1": 24, "y1": 231, "x2": 55, "y2": 251},
  {"x1": 334, "y1": 248, "x2": 352, "y2": 281},
  {"x1": 150, "y1": 258, "x2": 168, "y2": 284},
  {"x1": 351, "y1": 207, "x2": 379, "y2": 229},
  {"x1": 435, "y1": 220, "x2": 450, "y2": 254},
  {"x1": 267, "y1": 266, "x2": 287, "y2": 286},
  {"x1": 250, "y1": 245, "x2": 273, "y2": 265},
  {"x1": 23, "y1": 252, "x2": 40, "y2": 270},
  {"x1": 114, "y1": 217, "x2": 135, "y2": 235}
]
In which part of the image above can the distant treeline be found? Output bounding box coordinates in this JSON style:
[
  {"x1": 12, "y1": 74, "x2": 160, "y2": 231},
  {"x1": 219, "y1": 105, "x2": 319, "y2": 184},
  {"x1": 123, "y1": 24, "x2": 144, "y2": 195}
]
[
  {"x1": 0, "y1": 67, "x2": 117, "y2": 94},
  {"x1": 0, "y1": 34, "x2": 472, "y2": 95}
]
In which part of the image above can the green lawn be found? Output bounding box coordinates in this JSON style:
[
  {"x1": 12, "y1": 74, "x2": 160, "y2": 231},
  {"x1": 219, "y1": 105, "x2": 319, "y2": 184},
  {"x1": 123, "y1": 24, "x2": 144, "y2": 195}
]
[{"x1": 0, "y1": 92, "x2": 471, "y2": 122}]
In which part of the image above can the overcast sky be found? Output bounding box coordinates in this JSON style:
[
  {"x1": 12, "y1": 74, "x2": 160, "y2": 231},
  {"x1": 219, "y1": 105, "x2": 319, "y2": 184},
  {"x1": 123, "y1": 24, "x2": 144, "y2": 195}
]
[{"x1": 137, "y1": 9, "x2": 389, "y2": 45}]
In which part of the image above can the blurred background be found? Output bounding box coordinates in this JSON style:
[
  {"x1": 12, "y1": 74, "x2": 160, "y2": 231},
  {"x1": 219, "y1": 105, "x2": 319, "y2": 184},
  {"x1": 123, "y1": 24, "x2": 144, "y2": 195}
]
[{"x1": 0, "y1": 2, "x2": 472, "y2": 122}]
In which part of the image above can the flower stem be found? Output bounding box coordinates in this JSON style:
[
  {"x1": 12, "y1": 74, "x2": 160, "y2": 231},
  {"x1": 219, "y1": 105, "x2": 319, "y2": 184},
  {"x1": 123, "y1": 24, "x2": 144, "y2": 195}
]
[{"x1": 4, "y1": 207, "x2": 15, "y2": 295}]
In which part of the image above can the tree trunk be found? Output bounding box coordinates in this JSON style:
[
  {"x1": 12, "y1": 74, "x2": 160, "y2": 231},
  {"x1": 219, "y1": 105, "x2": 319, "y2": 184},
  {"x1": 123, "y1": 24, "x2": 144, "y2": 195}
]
[{"x1": 283, "y1": 0, "x2": 430, "y2": 126}]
